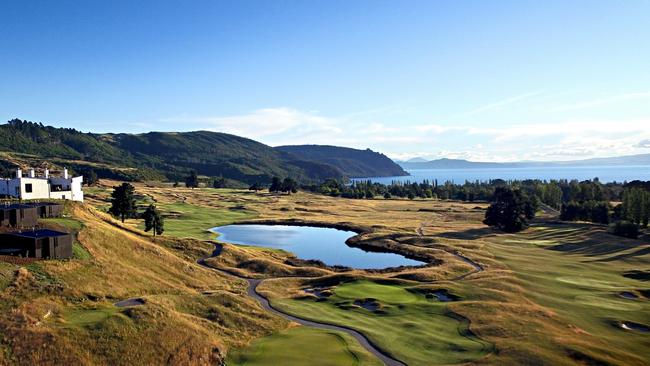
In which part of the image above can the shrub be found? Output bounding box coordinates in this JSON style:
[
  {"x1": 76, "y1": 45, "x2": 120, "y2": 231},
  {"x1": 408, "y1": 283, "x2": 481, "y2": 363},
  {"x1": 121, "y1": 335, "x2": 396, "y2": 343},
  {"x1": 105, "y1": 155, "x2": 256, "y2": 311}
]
[{"x1": 609, "y1": 221, "x2": 640, "y2": 239}]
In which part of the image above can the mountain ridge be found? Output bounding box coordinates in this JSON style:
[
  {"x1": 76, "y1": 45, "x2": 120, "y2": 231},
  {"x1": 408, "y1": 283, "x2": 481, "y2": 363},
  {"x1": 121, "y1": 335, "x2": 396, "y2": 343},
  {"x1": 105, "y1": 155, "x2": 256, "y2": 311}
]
[{"x1": 397, "y1": 154, "x2": 650, "y2": 169}]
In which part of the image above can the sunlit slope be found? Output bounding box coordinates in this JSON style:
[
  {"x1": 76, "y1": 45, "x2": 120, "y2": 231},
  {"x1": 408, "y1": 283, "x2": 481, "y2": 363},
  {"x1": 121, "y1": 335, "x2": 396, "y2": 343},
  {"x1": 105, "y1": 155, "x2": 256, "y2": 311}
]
[{"x1": 0, "y1": 203, "x2": 284, "y2": 365}]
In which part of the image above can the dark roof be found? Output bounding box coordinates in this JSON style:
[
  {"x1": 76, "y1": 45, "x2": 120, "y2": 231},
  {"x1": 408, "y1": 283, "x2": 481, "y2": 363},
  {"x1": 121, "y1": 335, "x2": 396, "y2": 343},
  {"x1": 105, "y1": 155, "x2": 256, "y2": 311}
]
[
  {"x1": 0, "y1": 248, "x2": 23, "y2": 254},
  {"x1": 1, "y1": 202, "x2": 62, "y2": 210},
  {"x1": 9, "y1": 229, "x2": 69, "y2": 238},
  {"x1": 0, "y1": 204, "x2": 37, "y2": 210}
]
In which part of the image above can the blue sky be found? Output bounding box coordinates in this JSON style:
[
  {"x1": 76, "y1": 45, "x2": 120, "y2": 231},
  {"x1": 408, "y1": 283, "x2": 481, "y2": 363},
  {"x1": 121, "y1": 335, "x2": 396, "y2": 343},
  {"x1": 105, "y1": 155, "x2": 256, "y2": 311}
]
[{"x1": 1, "y1": 0, "x2": 649, "y2": 161}]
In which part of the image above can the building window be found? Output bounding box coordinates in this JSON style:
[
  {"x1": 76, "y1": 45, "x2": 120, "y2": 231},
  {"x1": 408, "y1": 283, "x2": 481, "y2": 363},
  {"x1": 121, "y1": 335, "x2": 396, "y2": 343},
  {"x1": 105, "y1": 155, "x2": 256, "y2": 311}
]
[{"x1": 25, "y1": 183, "x2": 33, "y2": 193}]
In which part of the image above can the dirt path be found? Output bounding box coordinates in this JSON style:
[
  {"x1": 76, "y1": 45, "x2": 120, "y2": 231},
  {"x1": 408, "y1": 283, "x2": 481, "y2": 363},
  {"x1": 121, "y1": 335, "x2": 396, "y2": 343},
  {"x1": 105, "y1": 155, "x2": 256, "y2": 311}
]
[
  {"x1": 197, "y1": 257, "x2": 406, "y2": 366},
  {"x1": 416, "y1": 221, "x2": 484, "y2": 279}
]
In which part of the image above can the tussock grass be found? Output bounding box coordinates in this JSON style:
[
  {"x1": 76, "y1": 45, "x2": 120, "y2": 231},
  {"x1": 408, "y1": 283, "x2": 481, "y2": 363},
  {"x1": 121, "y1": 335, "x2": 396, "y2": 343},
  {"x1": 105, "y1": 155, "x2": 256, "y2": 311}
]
[
  {"x1": 0, "y1": 202, "x2": 285, "y2": 365},
  {"x1": 5, "y1": 181, "x2": 646, "y2": 365}
]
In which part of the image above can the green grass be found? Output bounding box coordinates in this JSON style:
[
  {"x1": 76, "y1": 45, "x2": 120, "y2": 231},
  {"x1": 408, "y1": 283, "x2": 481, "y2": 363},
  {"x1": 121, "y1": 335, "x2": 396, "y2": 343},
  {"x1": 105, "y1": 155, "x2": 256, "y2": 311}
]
[
  {"x1": 41, "y1": 217, "x2": 92, "y2": 260},
  {"x1": 41, "y1": 217, "x2": 84, "y2": 231},
  {"x1": 226, "y1": 326, "x2": 383, "y2": 366},
  {"x1": 58, "y1": 306, "x2": 121, "y2": 328},
  {"x1": 142, "y1": 201, "x2": 255, "y2": 240},
  {"x1": 72, "y1": 243, "x2": 92, "y2": 260},
  {"x1": 0, "y1": 262, "x2": 15, "y2": 292},
  {"x1": 271, "y1": 280, "x2": 491, "y2": 365},
  {"x1": 485, "y1": 223, "x2": 650, "y2": 364}
]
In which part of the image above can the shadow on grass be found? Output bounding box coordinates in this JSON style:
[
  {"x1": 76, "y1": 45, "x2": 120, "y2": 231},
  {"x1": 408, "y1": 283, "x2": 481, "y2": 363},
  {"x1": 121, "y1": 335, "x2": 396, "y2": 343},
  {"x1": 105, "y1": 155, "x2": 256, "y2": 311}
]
[
  {"x1": 524, "y1": 222, "x2": 650, "y2": 261},
  {"x1": 623, "y1": 270, "x2": 650, "y2": 281},
  {"x1": 434, "y1": 227, "x2": 497, "y2": 240}
]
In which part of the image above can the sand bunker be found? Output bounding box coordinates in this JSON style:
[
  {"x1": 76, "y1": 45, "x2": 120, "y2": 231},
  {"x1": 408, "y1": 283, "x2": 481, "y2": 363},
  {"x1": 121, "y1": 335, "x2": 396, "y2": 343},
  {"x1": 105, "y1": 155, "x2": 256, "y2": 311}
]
[
  {"x1": 620, "y1": 321, "x2": 650, "y2": 333},
  {"x1": 353, "y1": 298, "x2": 381, "y2": 311},
  {"x1": 114, "y1": 298, "x2": 146, "y2": 307},
  {"x1": 618, "y1": 291, "x2": 639, "y2": 300},
  {"x1": 304, "y1": 287, "x2": 333, "y2": 299}
]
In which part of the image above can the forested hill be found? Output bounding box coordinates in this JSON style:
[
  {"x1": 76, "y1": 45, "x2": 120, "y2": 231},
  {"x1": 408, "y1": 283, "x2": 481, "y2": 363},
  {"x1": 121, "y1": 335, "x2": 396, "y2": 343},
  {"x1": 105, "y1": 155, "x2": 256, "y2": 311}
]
[
  {"x1": 276, "y1": 145, "x2": 408, "y2": 178},
  {"x1": 0, "y1": 119, "x2": 349, "y2": 184}
]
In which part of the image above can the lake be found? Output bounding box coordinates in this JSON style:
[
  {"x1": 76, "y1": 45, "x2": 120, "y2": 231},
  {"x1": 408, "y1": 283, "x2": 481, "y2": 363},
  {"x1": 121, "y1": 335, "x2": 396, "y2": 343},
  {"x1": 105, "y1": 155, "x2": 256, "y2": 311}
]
[
  {"x1": 354, "y1": 165, "x2": 650, "y2": 184},
  {"x1": 211, "y1": 224, "x2": 425, "y2": 269}
]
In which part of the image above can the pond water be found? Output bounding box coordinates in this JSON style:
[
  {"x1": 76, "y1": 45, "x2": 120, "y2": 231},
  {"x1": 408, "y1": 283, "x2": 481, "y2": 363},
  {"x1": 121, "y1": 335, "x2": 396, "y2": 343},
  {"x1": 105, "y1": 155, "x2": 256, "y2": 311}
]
[{"x1": 211, "y1": 224, "x2": 425, "y2": 269}]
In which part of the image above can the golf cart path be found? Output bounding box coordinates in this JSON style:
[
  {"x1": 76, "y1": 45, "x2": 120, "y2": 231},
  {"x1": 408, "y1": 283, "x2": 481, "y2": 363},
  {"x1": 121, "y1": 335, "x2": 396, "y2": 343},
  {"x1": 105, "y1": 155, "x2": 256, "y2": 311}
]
[
  {"x1": 197, "y1": 258, "x2": 406, "y2": 366},
  {"x1": 199, "y1": 221, "x2": 485, "y2": 366}
]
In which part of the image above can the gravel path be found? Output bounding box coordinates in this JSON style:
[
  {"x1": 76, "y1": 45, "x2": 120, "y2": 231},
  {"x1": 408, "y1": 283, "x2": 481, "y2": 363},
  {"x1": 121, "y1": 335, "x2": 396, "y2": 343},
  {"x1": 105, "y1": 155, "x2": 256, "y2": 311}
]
[{"x1": 198, "y1": 220, "x2": 486, "y2": 366}]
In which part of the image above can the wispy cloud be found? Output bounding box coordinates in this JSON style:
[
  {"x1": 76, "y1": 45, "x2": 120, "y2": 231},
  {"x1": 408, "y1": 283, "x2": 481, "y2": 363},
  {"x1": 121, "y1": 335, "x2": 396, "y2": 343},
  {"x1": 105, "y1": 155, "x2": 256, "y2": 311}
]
[
  {"x1": 458, "y1": 90, "x2": 545, "y2": 117},
  {"x1": 549, "y1": 91, "x2": 650, "y2": 112}
]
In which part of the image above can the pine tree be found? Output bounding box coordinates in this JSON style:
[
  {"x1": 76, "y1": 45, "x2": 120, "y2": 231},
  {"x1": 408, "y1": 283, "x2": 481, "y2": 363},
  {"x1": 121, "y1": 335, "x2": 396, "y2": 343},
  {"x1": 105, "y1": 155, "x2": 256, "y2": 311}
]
[
  {"x1": 269, "y1": 177, "x2": 282, "y2": 193},
  {"x1": 109, "y1": 183, "x2": 137, "y2": 223},
  {"x1": 185, "y1": 170, "x2": 199, "y2": 189},
  {"x1": 143, "y1": 204, "x2": 164, "y2": 237},
  {"x1": 483, "y1": 187, "x2": 535, "y2": 232}
]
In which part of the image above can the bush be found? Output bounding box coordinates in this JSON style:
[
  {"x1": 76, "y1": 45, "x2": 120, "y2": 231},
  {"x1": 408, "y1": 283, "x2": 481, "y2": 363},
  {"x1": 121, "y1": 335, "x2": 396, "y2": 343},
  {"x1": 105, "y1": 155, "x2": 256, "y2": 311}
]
[{"x1": 609, "y1": 221, "x2": 640, "y2": 239}]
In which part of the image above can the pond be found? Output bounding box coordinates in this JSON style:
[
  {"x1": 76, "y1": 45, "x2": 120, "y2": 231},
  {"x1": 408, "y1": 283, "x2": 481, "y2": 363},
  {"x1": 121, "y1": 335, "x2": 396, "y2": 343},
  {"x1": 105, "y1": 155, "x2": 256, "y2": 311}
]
[{"x1": 211, "y1": 224, "x2": 425, "y2": 269}]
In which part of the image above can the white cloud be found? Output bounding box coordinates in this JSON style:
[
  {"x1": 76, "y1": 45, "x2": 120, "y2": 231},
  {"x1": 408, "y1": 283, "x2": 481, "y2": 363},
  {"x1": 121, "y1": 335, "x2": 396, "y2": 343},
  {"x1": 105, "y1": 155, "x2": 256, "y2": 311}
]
[
  {"x1": 159, "y1": 108, "x2": 650, "y2": 162},
  {"x1": 637, "y1": 139, "x2": 650, "y2": 148}
]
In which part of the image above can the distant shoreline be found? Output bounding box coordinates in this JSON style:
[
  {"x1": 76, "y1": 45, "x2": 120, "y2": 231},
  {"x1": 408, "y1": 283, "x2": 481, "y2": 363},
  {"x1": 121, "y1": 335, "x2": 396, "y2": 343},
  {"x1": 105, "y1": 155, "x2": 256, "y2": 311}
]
[{"x1": 353, "y1": 164, "x2": 650, "y2": 184}]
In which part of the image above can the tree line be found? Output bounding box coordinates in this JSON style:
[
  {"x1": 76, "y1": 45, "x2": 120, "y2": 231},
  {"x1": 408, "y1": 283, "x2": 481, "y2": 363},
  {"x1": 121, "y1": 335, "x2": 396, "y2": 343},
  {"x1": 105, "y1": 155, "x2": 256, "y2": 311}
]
[
  {"x1": 308, "y1": 178, "x2": 649, "y2": 236},
  {"x1": 109, "y1": 183, "x2": 164, "y2": 236}
]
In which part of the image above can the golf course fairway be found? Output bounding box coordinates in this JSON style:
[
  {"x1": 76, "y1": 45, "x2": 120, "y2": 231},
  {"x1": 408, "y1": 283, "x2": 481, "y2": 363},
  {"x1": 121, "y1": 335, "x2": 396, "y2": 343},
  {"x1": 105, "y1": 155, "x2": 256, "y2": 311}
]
[
  {"x1": 267, "y1": 280, "x2": 492, "y2": 365},
  {"x1": 226, "y1": 326, "x2": 383, "y2": 366}
]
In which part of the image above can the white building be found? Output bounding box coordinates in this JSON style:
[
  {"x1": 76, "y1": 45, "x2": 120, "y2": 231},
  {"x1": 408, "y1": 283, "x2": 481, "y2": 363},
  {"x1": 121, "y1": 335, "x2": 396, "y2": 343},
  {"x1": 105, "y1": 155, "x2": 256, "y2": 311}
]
[{"x1": 0, "y1": 168, "x2": 84, "y2": 202}]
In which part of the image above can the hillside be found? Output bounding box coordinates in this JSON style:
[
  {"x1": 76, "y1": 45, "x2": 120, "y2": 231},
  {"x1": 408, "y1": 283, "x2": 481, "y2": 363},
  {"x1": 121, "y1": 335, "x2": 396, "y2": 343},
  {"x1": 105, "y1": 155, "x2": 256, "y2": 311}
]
[
  {"x1": 276, "y1": 145, "x2": 408, "y2": 178},
  {"x1": 0, "y1": 119, "x2": 349, "y2": 184},
  {"x1": 0, "y1": 202, "x2": 285, "y2": 364}
]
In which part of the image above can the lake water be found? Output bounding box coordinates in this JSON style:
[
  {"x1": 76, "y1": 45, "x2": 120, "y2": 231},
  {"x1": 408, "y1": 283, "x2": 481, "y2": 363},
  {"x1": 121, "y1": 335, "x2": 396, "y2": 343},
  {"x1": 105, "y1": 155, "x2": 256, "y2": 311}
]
[
  {"x1": 211, "y1": 224, "x2": 424, "y2": 269},
  {"x1": 354, "y1": 165, "x2": 650, "y2": 184}
]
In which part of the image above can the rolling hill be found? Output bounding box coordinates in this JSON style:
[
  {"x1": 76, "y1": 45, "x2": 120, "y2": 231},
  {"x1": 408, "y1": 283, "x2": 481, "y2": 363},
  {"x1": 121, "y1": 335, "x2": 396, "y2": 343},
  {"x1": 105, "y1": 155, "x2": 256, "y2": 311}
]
[
  {"x1": 276, "y1": 145, "x2": 408, "y2": 178},
  {"x1": 0, "y1": 119, "x2": 402, "y2": 184}
]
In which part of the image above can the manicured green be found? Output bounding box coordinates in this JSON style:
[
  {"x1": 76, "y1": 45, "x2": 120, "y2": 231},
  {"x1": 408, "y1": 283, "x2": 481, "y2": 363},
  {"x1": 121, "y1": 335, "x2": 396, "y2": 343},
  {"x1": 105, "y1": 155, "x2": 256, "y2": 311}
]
[
  {"x1": 59, "y1": 306, "x2": 120, "y2": 328},
  {"x1": 272, "y1": 280, "x2": 492, "y2": 365},
  {"x1": 226, "y1": 326, "x2": 383, "y2": 366},
  {"x1": 145, "y1": 201, "x2": 255, "y2": 240}
]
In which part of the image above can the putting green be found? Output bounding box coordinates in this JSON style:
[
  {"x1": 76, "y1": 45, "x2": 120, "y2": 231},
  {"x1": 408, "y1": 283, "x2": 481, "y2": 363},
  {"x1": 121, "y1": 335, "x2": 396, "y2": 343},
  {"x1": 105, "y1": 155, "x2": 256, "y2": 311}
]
[
  {"x1": 273, "y1": 280, "x2": 491, "y2": 365},
  {"x1": 59, "y1": 306, "x2": 119, "y2": 328},
  {"x1": 226, "y1": 326, "x2": 382, "y2": 366},
  {"x1": 333, "y1": 281, "x2": 420, "y2": 304}
]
